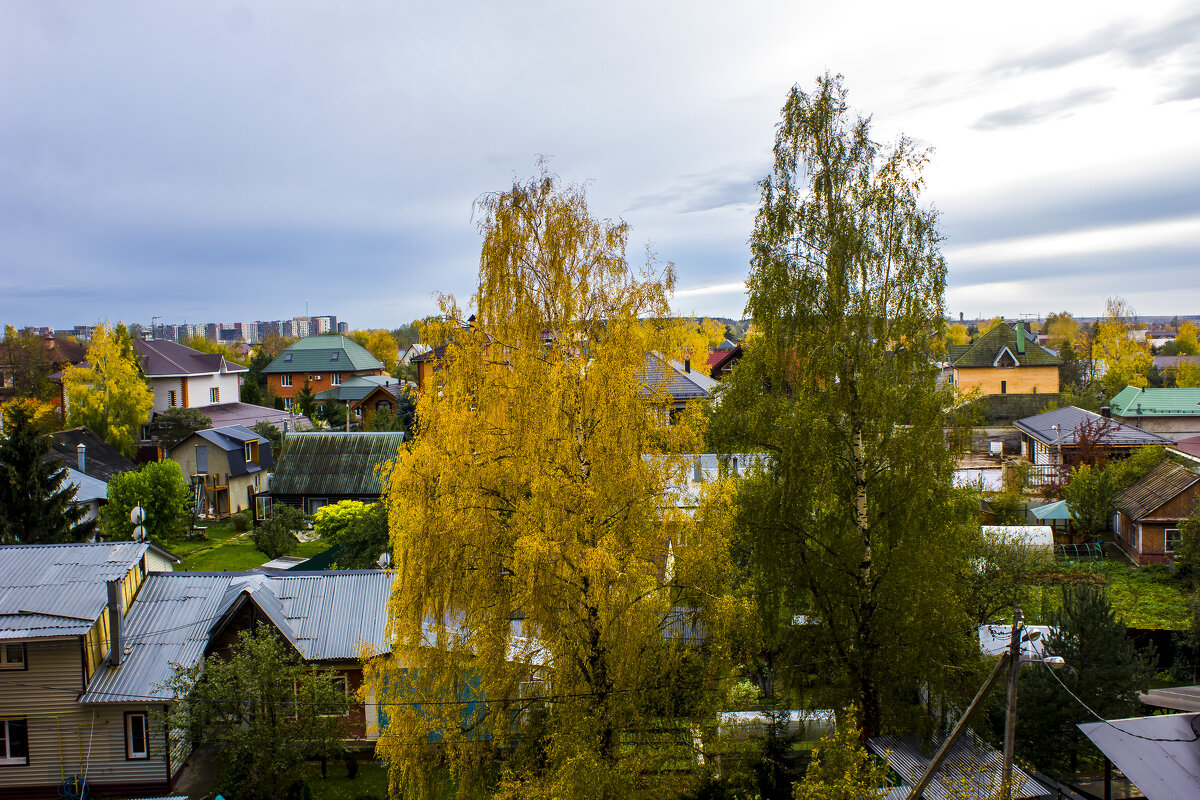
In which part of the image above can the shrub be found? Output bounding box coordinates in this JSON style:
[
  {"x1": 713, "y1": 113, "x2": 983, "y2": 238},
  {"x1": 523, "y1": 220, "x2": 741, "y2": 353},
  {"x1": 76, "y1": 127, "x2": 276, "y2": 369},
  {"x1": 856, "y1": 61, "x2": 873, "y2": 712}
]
[
  {"x1": 231, "y1": 509, "x2": 252, "y2": 532},
  {"x1": 252, "y1": 506, "x2": 309, "y2": 559}
]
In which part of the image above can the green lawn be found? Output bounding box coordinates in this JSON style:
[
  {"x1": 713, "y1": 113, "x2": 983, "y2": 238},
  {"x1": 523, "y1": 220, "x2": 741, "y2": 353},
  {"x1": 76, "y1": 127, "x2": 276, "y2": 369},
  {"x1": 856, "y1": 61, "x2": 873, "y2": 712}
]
[
  {"x1": 163, "y1": 521, "x2": 330, "y2": 572},
  {"x1": 1023, "y1": 559, "x2": 1191, "y2": 630},
  {"x1": 303, "y1": 758, "x2": 390, "y2": 800}
]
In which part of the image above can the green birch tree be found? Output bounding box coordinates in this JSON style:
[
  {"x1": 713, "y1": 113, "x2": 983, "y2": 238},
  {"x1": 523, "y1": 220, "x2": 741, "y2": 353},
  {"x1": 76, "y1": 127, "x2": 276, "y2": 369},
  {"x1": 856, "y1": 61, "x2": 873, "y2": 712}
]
[{"x1": 709, "y1": 74, "x2": 978, "y2": 738}]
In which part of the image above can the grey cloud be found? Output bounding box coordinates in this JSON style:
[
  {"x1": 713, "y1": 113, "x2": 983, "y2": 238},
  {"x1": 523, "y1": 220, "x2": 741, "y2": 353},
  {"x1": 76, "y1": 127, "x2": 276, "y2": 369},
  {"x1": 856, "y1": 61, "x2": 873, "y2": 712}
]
[
  {"x1": 992, "y1": 9, "x2": 1200, "y2": 75},
  {"x1": 627, "y1": 172, "x2": 761, "y2": 215},
  {"x1": 1164, "y1": 69, "x2": 1200, "y2": 102},
  {"x1": 972, "y1": 87, "x2": 1112, "y2": 131}
]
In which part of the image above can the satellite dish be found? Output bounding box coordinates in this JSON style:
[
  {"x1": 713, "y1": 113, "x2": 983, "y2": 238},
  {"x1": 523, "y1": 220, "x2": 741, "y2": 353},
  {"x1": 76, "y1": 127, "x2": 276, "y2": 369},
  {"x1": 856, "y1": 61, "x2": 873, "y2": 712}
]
[
  {"x1": 132, "y1": 526, "x2": 146, "y2": 542},
  {"x1": 130, "y1": 505, "x2": 145, "y2": 525},
  {"x1": 377, "y1": 552, "x2": 391, "y2": 570}
]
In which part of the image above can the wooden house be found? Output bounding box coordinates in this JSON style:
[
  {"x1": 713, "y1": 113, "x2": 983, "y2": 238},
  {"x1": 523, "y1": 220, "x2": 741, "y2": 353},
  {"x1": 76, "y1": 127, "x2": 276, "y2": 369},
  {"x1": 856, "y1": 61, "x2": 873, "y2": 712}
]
[
  {"x1": 167, "y1": 425, "x2": 273, "y2": 519},
  {"x1": 1112, "y1": 460, "x2": 1200, "y2": 566},
  {"x1": 1013, "y1": 406, "x2": 1173, "y2": 467},
  {"x1": 0, "y1": 542, "x2": 179, "y2": 799},
  {"x1": 262, "y1": 431, "x2": 405, "y2": 517},
  {"x1": 948, "y1": 322, "x2": 1061, "y2": 396}
]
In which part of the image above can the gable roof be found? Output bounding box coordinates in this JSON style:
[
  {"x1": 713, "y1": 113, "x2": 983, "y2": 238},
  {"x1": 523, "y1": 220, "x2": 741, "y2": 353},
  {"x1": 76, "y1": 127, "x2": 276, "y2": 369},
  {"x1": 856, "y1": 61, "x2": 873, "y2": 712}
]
[
  {"x1": 0, "y1": 542, "x2": 178, "y2": 640},
  {"x1": 135, "y1": 338, "x2": 247, "y2": 378},
  {"x1": 1014, "y1": 406, "x2": 1174, "y2": 448},
  {"x1": 1110, "y1": 386, "x2": 1200, "y2": 417},
  {"x1": 1113, "y1": 460, "x2": 1200, "y2": 520},
  {"x1": 173, "y1": 401, "x2": 309, "y2": 432},
  {"x1": 639, "y1": 353, "x2": 717, "y2": 404},
  {"x1": 950, "y1": 323, "x2": 1061, "y2": 368},
  {"x1": 270, "y1": 431, "x2": 405, "y2": 497},
  {"x1": 80, "y1": 569, "x2": 395, "y2": 703},
  {"x1": 313, "y1": 374, "x2": 405, "y2": 402},
  {"x1": 169, "y1": 425, "x2": 273, "y2": 476},
  {"x1": 263, "y1": 335, "x2": 384, "y2": 374},
  {"x1": 46, "y1": 426, "x2": 136, "y2": 482}
]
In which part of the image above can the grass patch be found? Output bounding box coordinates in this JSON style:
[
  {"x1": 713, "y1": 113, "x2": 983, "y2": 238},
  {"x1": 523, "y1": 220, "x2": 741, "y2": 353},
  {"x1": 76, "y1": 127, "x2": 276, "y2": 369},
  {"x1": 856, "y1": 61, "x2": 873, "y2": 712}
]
[
  {"x1": 1023, "y1": 559, "x2": 1191, "y2": 630},
  {"x1": 171, "y1": 521, "x2": 331, "y2": 572},
  {"x1": 303, "y1": 757, "x2": 390, "y2": 800}
]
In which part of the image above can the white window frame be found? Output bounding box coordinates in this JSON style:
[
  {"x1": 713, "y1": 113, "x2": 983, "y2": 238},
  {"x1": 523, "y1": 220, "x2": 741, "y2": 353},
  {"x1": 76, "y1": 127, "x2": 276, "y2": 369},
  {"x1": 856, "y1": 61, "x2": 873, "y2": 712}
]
[
  {"x1": 0, "y1": 719, "x2": 28, "y2": 766},
  {"x1": 0, "y1": 643, "x2": 25, "y2": 670},
  {"x1": 281, "y1": 374, "x2": 293, "y2": 387},
  {"x1": 255, "y1": 495, "x2": 272, "y2": 521},
  {"x1": 283, "y1": 398, "x2": 294, "y2": 410},
  {"x1": 331, "y1": 373, "x2": 342, "y2": 385},
  {"x1": 1167, "y1": 527, "x2": 1182, "y2": 553},
  {"x1": 125, "y1": 711, "x2": 150, "y2": 760}
]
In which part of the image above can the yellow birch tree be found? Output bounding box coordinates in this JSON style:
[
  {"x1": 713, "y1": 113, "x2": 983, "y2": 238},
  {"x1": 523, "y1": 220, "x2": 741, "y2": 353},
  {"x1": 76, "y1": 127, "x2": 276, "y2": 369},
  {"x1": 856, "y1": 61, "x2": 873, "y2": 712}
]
[
  {"x1": 369, "y1": 169, "x2": 742, "y2": 800},
  {"x1": 365, "y1": 329, "x2": 400, "y2": 373},
  {"x1": 62, "y1": 323, "x2": 153, "y2": 458}
]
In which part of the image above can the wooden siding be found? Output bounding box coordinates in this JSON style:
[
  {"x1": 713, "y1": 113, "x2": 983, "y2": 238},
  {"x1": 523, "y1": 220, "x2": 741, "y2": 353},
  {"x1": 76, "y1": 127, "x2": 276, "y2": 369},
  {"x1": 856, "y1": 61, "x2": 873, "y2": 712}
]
[{"x1": 954, "y1": 365, "x2": 1060, "y2": 395}]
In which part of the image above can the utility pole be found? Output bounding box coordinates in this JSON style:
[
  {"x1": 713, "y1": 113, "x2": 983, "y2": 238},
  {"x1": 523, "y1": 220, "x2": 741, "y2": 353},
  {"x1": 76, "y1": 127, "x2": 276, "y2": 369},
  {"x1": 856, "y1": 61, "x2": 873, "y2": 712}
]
[{"x1": 1002, "y1": 606, "x2": 1023, "y2": 800}]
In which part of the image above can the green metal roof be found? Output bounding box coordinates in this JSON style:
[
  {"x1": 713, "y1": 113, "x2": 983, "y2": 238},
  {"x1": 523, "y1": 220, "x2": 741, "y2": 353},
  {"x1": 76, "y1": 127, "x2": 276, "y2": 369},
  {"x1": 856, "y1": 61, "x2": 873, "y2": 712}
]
[
  {"x1": 1110, "y1": 386, "x2": 1200, "y2": 417},
  {"x1": 263, "y1": 335, "x2": 385, "y2": 374},
  {"x1": 270, "y1": 432, "x2": 405, "y2": 497},
  {"x1": 950, "y1": 324, "x2": 1061, "y2": 368},
  {"x1": 313, "y1": 375, "x2": 403, "y2": 402}
]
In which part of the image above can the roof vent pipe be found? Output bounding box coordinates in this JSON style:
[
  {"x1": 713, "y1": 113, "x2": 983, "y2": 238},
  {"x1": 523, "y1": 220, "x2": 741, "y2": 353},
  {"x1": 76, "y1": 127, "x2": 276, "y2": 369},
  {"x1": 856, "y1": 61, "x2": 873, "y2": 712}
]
[
  {"x1": 77, "y1": 443, "x2": 86, "y2": 473},
  {"x1": 106, "y1": 580, "x2": 122, "y2": 667},
  {"x1": 684, "y1": 357, "x2": 691, "y2": 373},
  {"x1": 1100, "y1": 406, "x2": 1111, "y2": 419}
]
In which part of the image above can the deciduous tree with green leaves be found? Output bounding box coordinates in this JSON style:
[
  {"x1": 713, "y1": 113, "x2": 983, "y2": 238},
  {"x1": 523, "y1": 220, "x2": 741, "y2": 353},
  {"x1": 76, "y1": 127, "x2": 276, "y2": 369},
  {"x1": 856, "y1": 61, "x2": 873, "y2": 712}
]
[
  {"x1": 150, "y1": 407, "x2": 213, "y2": 451},
  {"x1": 707, "y1": 74, "x2": 979, "y2": 738},
  {"x1": 101, "y1": 459, "x2": 193, "y2": 542},
  {"x1": 164, "y1": 624, "x2": 350, "y2": 800},
  {"x1": 0, "y1": 401, "x2": 94, "y2": 543},
  {"x1": 62, "y1": 323, "x2": 153, "y2": 458}
]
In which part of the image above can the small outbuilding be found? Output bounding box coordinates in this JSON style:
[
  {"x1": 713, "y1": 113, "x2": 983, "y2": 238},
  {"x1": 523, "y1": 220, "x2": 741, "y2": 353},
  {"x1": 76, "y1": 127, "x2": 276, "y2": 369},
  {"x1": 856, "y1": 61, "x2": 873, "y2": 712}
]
[{"x1": 1111, "y1": 460, "x2": 1200, "y2": 566}]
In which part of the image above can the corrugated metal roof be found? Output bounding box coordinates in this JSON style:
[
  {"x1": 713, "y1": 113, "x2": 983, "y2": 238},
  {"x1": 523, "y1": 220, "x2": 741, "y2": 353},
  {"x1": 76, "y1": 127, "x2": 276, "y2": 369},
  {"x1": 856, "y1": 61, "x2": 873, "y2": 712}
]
[
  {"x1": 313, "y1": 374, "x2": 404, "y2": 402},
  {"x1": 64, "y1": 466, "x2": 109, "y2": 503},
  {"x1": 1113, "y1": 460, "x2": 1200, "y2": 520},
  {"x1": 868, "y1": 732, "x2": 1050, "y2": 800},
  {"x1": 0, "y1": 612, "x2": 94, "y2": 639},
  {"x1": 1111, "y1": 386, "x2": 1200, "y2": 417},
  {"x1": 1013, "y1": 406, "x2": 1174, "y2": 448},
  {"x1": 638, "y1": 353, "x2": 717, "y2": 404},
  {"x1": 82, "y1": 570, "x2": 396, "y2": 703},
  {"x1": 1029, "y1": 499, "x2": 1070, "y2": 520},
  {"x1": 263, "y1": 335, "x2": 384, "y2": 374},
  {"x1": 0, "y1": 542, "x2": 155, "y2": 636},
  {"x1": 270, "y1": 432, "x2": 405, "y2": 497},
  {"x1": 1078, "y1": 713, "x2": 1200, "y2": 800}
]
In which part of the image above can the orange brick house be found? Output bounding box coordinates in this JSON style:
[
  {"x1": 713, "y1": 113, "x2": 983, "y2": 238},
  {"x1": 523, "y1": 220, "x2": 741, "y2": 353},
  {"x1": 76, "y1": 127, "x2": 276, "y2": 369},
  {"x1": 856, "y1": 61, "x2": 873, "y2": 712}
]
[{"x1": 263, "y1": 336, "x2": 385, "y2": 409}]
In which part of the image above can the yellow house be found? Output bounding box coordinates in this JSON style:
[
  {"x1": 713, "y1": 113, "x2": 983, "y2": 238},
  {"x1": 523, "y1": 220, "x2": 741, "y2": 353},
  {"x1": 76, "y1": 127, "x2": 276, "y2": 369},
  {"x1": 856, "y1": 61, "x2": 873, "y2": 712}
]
[{"x1": 949, "y1": 322, "x2": 1061, "y2": 396}]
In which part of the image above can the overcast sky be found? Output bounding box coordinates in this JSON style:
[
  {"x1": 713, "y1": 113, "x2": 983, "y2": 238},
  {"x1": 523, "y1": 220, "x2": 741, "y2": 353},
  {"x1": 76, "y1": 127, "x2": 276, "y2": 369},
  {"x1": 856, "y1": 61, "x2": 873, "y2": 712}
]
[{"x1": 2, "y1": 1, "x2": 1198, "y2": 331}]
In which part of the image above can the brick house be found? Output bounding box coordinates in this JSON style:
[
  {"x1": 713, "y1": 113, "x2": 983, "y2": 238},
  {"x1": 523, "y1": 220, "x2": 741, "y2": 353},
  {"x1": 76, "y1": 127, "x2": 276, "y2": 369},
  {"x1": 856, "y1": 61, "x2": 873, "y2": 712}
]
[
  {"x1": 263, "y1": 336, "x2": 385, "y2": 409},
  {"x1": 948, "y1": 322, "x2": 1061, "y2": 396}
]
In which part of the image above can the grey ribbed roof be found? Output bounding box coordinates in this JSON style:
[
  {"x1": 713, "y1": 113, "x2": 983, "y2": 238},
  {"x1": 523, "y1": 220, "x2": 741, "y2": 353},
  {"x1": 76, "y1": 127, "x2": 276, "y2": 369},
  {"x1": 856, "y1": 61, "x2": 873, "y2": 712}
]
[
  {"x1": 868, "y1": 732, "x2": 1049, "y2": 800},
  {"x1": 638, "y1": 353, "x2": 717, "y2": 404},
  {"x1": 0, "y1": 542, "x2": 166, "y2": 639},
  {"x1": 81, "y1": 570, "x2": 396, "y2": 703},
  {"x1": 1113, "y1": 460, "x2": 1200, "y2": 520},
  {"x1": 1014, "y1": 405, "x2": 1174, "y2": 448},
  {"x1": 1079, "y1": 713, "x2": 1200, "y2": 799}
]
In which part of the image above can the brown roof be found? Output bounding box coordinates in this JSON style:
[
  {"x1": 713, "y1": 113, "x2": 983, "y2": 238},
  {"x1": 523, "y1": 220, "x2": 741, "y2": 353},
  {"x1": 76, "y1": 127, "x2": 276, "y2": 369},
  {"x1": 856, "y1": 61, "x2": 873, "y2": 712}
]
[
  {"x1": 135, "y1": 339, "x2": 247, "y2": 378},
  {"x1": 1113, "y1": 460, "x2": 1200, "y2": 521}
]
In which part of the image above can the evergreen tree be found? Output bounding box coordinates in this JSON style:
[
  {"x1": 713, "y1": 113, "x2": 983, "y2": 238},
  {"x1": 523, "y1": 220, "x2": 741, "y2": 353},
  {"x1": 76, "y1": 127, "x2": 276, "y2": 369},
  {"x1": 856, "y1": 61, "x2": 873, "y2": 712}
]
[
  {"x1": 1016, "y1": 584, "x2": 1152, "y2": 773},
  {"x1": 295, "y1": 379, "x2": 316, "y2": 421},
  {"x1": 708, "y1": 74, "x2": 978, "y2": 737},
  {"x1": 0, "y1": 402, "x2": 94, "y2": 543}
]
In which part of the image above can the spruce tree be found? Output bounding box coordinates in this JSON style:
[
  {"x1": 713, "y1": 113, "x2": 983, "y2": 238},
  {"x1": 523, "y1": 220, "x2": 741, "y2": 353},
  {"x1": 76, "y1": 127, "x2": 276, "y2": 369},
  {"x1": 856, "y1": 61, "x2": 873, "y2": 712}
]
[{"x1": 0, "y1": 402, "x2": 95, "y2": 543}]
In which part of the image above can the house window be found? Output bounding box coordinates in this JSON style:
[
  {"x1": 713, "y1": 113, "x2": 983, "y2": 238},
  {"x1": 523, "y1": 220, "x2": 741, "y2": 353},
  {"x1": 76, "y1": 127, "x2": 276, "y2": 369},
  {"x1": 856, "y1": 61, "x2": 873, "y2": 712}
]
[
  {"x1": 281, "y1": 375, "x2": 293, "y2": 387},
  {"x1": 210, "y1": 387, "x2": 220, "y2": 403},
  {"x1": 1000, "y1": 380, "x2": 1007, "y2": 394},
  {"x1": 195, "y1": 445, "x2": 209, "y2": 474},
  {"x1": 1167, "y1": 528, "x2": 1182, "y2": 552},
  {"x1": 331, "y1": 373, "x2": 342, "y2": 385},
  {"x1": 307, "y1": 498, "x2": 329, "y2": 515},
  {"x1": 285, "y1": 353, "x2": 293, "y2": 361},
  {"x1": 167, "y1": 390, "x2": 177, "y2": 408},
  {"x1": 311, "y1": 374, "x2": 322, "y2": 382},
  {"x1": 125, "y1": 712, "x2": 149, "y2": 760},
  {"x1": 283, "y1": 398, "x2": 294, "y2": 410},
  {"x1": 256, "y1": 495, "x2": 272, "y2": 521},
  {"x1": 0, "y1": 644, "x2": 25, "y2": 670},
  {"x1": 244, "y1": 442, "x2": 254, "y2": 463},
  {"x1": 0, "y1": 719, "x2": 28, "y2": 765},
  {"x1": 331, "y1": 352, "x2": 339, "y2": 361}
]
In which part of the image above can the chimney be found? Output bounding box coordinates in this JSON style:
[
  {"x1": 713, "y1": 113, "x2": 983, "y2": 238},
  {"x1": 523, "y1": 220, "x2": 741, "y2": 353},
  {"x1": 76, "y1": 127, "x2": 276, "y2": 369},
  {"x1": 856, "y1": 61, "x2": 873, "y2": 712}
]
[
  {"x1": 693, "y1": 457, "x2": 704, "y2": 483},
  {"x1": 106, "y1": 580, "x2": 122, "y2": 667},
  {"x1": 1100, "y1": 406, "x2": 1111, "y2": 418},
  {"x1": 683, "y1": 357, "x2": 691, "y2": 373},
  {"x1": 77, "y1": 443, "x2": 86, "y2": 473}
]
